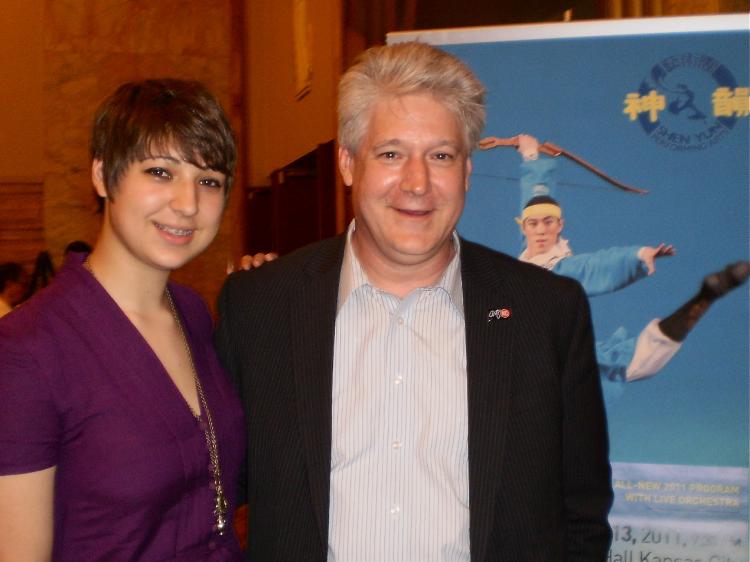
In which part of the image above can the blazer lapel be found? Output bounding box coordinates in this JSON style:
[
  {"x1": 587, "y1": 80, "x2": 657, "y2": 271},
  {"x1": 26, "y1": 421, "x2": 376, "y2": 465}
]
[
  {"x1": 461, "y1": 241, "x2": 516, "y2": 562},
  {"x1": 290, "y1": 236, "x2": 346, "y2": 547}
]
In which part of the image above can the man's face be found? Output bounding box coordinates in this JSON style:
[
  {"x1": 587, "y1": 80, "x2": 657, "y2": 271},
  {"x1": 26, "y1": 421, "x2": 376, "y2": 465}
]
[
  {"x1": 339, "y1": 93, "x2": 471, "y2": 271},
  {"x1": 521, "y1": 215, "x2": 564, "y2": 257}
]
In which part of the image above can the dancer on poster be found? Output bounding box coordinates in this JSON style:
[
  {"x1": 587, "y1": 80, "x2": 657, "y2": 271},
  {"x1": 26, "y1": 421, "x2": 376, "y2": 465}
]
[{"x1": 479, "y1": 134, "x2": 750, "y2": 403}]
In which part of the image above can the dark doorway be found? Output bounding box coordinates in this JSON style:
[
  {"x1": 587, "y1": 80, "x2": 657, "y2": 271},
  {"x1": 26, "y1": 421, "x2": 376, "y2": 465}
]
[{"x1": 245, "y1": 140, "x2": 337, "y2": 256}]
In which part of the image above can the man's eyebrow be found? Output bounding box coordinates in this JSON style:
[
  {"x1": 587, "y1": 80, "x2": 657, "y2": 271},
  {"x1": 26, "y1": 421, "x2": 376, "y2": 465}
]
[
  {"x1": 371, "y1": 139, "x2": 462, "y2": 151},
  {"x1": 433, "y1": 139, "x2": 462, "y2": 149},
  {"x1": 371, "y1": 139, "x2": 403, "y2": 151}
]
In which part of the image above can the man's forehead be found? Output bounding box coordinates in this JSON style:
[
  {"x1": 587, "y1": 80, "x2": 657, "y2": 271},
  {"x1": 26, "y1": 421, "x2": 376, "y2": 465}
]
[{"x1": 362, "y1": 94, "x2": 467, "y2": 146}]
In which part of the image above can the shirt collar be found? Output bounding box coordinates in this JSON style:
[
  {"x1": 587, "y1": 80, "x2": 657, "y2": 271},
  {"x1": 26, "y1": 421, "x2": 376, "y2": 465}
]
[
  {"x1": 518, "y1": 237, "x2": 573, "y2": 270},
  {"x1": 337, "y1": 220, "x2": 464, "y2": 316}
]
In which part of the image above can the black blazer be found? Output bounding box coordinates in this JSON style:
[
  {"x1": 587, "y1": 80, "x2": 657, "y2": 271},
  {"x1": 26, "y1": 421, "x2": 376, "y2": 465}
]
[{"x1": 216, "y1": 235, "x2": 612, "y2": 562}]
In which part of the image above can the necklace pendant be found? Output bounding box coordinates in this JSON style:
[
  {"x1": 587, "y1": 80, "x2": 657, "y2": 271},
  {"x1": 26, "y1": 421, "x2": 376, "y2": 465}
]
[{"x1": 216, "y1": 514, "x2": 227, "y2": 535}]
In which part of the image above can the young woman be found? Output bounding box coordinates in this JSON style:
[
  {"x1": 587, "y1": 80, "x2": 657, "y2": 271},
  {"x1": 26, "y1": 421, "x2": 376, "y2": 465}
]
[{"x1": 0, "y1": 79, "x2": 245, "y2": 561}]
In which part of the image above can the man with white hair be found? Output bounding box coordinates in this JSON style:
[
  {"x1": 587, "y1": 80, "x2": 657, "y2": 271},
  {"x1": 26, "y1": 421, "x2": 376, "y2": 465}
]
[{"x1": 217, "y1": 42, "x2": 612, "y2": 561}]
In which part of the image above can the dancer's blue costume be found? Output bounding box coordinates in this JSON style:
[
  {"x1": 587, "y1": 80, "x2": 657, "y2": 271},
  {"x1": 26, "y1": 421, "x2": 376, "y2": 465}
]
[{"x1": 519, "y1": 157, "x2": 649, "y2": 403}]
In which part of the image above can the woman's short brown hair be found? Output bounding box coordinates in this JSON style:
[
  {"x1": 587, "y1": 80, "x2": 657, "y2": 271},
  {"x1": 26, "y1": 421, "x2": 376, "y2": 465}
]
[{"x1": 90, "y1": 79, "x2": 237, "y2": 197}]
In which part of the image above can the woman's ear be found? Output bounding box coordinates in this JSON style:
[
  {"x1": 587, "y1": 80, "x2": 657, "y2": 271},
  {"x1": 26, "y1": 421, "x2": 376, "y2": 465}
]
[{"x1": 91, "y1": 160, "x2": 108, "y2": 198}]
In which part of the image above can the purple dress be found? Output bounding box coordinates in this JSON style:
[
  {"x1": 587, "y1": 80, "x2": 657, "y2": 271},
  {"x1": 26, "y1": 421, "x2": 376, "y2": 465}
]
[{"x1": 0, "y1": 254, "x2": 246, "y2": 561}]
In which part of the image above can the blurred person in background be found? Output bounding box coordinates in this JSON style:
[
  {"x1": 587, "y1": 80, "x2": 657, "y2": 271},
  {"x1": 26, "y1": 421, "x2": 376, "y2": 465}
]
[{"x1": 0, "y1": 262, "x2": 27, "y2": 317}]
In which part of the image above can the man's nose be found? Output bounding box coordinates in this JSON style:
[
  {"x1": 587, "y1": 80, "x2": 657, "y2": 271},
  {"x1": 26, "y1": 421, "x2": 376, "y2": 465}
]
[{"x1": 401, "y1": 157, "x2": 428, "y2": 195}]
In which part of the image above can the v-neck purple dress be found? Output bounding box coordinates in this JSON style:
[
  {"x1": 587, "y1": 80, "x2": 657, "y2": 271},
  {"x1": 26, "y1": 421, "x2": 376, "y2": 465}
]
[{"x1": 0, "y1": 254, "x2": 246, "y2": 561}]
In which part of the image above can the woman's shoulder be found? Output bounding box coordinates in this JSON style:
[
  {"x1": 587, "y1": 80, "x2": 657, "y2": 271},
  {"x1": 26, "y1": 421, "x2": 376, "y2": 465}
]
[
  {"x1": 0, "y1": 256, "x2": 113, "y2": 361},
  {"x1": 0, "y1": 273, "x2": 69, "y2": 343}
]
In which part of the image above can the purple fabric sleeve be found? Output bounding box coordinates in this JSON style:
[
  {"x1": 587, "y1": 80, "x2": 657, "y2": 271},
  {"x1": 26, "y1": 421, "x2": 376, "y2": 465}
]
[{"x1": 0, "y1": 312, "x2": 60, "y2": 474}]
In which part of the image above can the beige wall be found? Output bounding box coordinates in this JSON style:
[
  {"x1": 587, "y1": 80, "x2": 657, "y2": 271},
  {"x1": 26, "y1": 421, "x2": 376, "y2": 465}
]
[
  {"x1": 0, "y1": 0, "x2": 44, "y2": 179},
  {"x1": 244, "y1": 0, "x2": 342, "y2": 188}
]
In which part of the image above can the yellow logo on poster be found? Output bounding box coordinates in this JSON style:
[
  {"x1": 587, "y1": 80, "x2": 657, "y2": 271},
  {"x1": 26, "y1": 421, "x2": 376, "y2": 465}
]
[
  {"x1": 712, "y1": 87, "x2": 750, "y2": 118},
  {"x1": 623, "y1": 91, "x2": 666, "y2": 123},
  {"x1": 623, "y1": 53, "x2": 746, "y2": 151}
]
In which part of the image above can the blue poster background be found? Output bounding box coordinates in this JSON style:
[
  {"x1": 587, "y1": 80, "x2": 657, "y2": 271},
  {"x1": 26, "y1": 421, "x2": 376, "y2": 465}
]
[{"x1": 391, "y1": 15, "x2": 749, "y2": 558}]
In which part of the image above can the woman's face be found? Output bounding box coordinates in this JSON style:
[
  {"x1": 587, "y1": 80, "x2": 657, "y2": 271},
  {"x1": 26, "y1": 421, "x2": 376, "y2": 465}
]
[{"x1": 93, "y1": 146, "x2": 226, "y2": 273}]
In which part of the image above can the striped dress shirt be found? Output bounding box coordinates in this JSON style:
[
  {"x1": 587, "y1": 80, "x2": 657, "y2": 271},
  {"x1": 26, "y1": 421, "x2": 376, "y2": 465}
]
[{"x1": 328, "y1": 223, "x2": 470, "y2": 562}]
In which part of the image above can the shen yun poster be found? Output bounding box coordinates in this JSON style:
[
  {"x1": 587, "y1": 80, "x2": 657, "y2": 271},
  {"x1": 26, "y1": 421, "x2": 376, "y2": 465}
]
[{"x1": 390, "y1": 14, "x2": 750, "y2": 561}]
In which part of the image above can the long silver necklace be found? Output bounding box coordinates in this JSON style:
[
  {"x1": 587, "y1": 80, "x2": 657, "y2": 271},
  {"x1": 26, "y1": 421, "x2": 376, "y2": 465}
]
[
  {"x1": 82, "y1": 259, "x2": 229, "y2": 535},
  {"x1": 166, "y1": 288, "x2": 229, "y2": 535}
]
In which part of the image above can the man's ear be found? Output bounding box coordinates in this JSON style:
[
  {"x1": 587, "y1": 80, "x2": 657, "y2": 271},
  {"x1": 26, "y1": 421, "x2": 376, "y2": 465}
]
[
  {"x1": 464, "y1": 157, "x2": 473, "y2": 192},
  {"x1": 338, "y1": 146, "x2": 354, "y2": 187},
  {"x1": 559, "y1": 218, "x2": 565, "y2": 232},
  {"x1": 91, "y1": 160, "x2": 108, "y2": 198}
]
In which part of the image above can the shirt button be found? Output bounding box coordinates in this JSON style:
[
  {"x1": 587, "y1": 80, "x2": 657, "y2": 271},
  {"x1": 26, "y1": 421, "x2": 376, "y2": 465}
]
[
  {"x1": 391, "y1": 440, "x2": 402, "y2": 449},
  {"x1": 390, "y1": 504, "x2": 400, "y2": 515},
  {"x1": 394, "y1": 375, "x2": 403, "y2": 385},
  {"x1": 397, "y1": 316, "x2": 404, "y2": 325}
]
